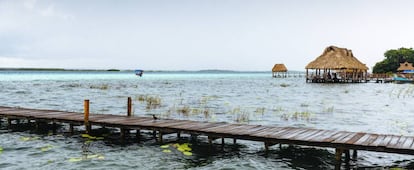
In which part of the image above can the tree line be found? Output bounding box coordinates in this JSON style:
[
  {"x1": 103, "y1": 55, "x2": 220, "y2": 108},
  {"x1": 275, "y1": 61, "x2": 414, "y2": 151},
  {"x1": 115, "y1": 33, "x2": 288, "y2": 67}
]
[{"x1": 373, "y1": 47, "x2": 414, "y2": 73}]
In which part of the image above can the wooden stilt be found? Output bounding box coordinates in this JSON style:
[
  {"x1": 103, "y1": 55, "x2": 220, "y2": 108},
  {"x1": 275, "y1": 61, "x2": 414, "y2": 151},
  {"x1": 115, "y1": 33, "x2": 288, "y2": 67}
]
[
  {"x1": 121, "y1": 128, "x2": 126, "y2": 141},
  {"x1": 69, "y1": 124, "x2": 74, "y2": 134},
  {"x1": 136, "y1": 129, "x2": 140, "y2": 142},
  {"x1": 52, "y1": 120, "x2": 56, "y2": 134},
  {"x1": 233, "y1": 138, "x2": 236, "y2": 144},
  {"x1": 152, "y1": 130, "x2": 156, "y2": 139},
  {"x1": 221, "y1": 138, "x2": 225, "y2": 145},
  {"x1": 345, "y1": 149, "x2": 350, "y2": 162},
  {"x1": 177, "y1": 131, "x2": 181, "y2": 139},
  {"x1": 127, "y1": 97, "x2": 132, "y2": 116},
  {"x1": 7, "y1": 118, "x2": 11, "y2": 127},
  {"x1": 335, "y1": 148, "x2": 344, "y2": 164},
  {"x1": 208, "y1": 136, "x2": 213, "y2": 145},
  {"x1": 158, "y1": 131, "x2": 163, "y2": 143},
  {"x1": 84, "y1": 100, "x2": 91, "y2": 134},
  {"x1": 352, "y1": 150, "x2": 357, "y2": 160},
  {"x1": 264, "y1": 142, "x2": 269, "y2": 153}
]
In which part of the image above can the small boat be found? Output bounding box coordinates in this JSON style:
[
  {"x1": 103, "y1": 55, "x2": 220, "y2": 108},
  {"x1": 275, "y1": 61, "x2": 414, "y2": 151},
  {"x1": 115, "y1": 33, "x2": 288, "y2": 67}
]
[
  {"x1": 393, "y1": 76, "x2": 414, "y2": 84},
  {"x1": 135, "y1": 70, "x2": 144, "y2": 77}
]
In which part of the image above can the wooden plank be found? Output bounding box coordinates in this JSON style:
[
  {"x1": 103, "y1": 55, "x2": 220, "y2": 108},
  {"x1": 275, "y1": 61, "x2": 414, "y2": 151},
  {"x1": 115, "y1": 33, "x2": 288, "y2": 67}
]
[
  {"x1": 356, "y1": 134, "x2": 379, "y2": 146},
  {"x1": 378, "y1": 135, "x2": 394, "y2": 147},
  {"x1": 279, "y1": 129, "x2": 312, "y2": 140},
  {"x1": 203, "y1": 124, "x2": 238, "y2": 133},
  {"x1": 293, "y1": 129, "x2": 323, "y2": 140},
  {"x1": 332, "y1": 132, "x2": 359, "y2": 144},
  {"x1": 389, "y1": 136, "x2": 408, "y2": 149},
  {"x1": 264, "y1": 127, "x2": 292, "y2": 139},
  {"x1": 322, "y1": 131, "x2": 349, "y2": 143},
  {"x1": 386, "y1": 136, "x2": 401, "y2": 148},
  {"x1": 370, "y1": 135, "x2": 387, "y2": 147},
  {"x1": 259, "y1": 127, "x2": 292, "y2": 138},
  {"x1": 401, "y1": 137, "x2": 414, "y2": 149},
  {"x1": 302, "y1": 130, "x2": 336, "y2": 141}
]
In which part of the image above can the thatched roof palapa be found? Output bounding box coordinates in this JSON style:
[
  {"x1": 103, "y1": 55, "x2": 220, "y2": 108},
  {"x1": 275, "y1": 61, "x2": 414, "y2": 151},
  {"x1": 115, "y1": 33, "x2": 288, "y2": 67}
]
[
  {"x1": 272, "y1": 64, "x2": 287, "y2": 72},
  {"x1": 306, "y1": 46, "x2": 368, "y2": 71},
  {"x1": 397, "y1": 61, "x2": 414, "y2": 71}
]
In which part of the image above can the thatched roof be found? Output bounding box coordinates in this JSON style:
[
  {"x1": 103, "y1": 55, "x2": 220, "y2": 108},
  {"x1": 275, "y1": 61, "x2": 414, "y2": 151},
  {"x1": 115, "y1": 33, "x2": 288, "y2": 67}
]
[
  {"x1": 272, "y1": 64, "x2": 287, "y2": 72},
  {"x1": 305, "y1": 46, "x2": 368, "y2": 70},
  {"x1": 397, "y1": 61, "x2": 414, "y2": 71}
]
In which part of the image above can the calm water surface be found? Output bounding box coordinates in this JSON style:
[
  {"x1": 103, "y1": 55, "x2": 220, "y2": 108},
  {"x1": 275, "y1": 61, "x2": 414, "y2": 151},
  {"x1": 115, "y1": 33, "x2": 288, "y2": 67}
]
[{"x1": 1, "y1": 71, "x2": 414, "y2": 169}]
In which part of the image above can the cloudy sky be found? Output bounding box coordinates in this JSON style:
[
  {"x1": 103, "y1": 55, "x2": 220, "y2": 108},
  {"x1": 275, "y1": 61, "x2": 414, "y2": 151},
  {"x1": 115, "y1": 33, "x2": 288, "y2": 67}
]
[{"x1": 1, "y1": 0, "x2": 414, "y2": 71}]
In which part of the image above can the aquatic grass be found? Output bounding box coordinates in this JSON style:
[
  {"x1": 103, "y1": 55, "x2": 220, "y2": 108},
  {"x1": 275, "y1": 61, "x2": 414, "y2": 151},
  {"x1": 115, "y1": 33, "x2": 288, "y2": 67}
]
[
  {"x1": 254, "y1": 107, "x2": 265, "y2": 115},
  {"x1": 324, "y1": 106, "x2": 334, "y2": 113},
  {"x1": 89, "y1": 84, "x2": 109, "y2": 90},
  {"x1": 280, "y1": 83, "x2": 290, "y2": 87},
  {"x1": 281, "y1": 111, "x2": 313, "y2": 121},
  {"x1": 235, "y1": 111, "x2": 250, "y2": 123}
]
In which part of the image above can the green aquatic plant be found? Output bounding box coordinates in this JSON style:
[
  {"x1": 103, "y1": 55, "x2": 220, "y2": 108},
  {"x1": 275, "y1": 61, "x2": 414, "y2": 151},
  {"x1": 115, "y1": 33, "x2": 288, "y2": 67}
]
[
  {"x1": 280, "y1": 83, "x2": 290, "y2": 87},
  {"x1": 0, "y1": 146, "x2": 3, "y2": 154},
  {"x1": 177, "y1": 106, "x2": 191, "y2": 117},
  {"x1": 255, "y1": 107, "x2": 265, "y2": 115},
  {"x1": 89, "y1": 84, "x2": 109, "y2": 90},
  {"x1": 324, "y1": 106, "x2": 334, "y2": 113},
  {"x1": 281, "y1": 111, "x2": 313, "y2": 121},
  {"x1": 235, "y1": 112, "x2": 250, "y2": 123},
  {"x1": 40, "y1": 145, "x2": 53, "y2": 152},
  {"x1": 146, "y1": 96, "x2": 162, "y2": 110}
]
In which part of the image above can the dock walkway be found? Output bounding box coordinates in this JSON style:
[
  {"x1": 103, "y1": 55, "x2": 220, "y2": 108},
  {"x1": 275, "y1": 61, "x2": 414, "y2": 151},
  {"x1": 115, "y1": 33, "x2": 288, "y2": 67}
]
[{"x1": 1, "y1": 105, "x2": 414, "y2": 164}]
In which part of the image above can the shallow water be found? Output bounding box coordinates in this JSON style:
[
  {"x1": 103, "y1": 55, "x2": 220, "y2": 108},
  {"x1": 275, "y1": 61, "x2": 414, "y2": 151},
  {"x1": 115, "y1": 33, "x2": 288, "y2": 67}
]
[{"x1": 1, "y1": 70, "x2": 414, "y2": 169}]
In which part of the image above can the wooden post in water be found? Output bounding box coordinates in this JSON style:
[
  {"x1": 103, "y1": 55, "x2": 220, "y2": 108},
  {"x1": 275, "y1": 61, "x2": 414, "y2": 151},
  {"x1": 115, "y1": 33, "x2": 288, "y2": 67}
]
[
  {"x1": 127, "y1": 97, "x2": 132, "y2": 116},
  {"x1": 84, "y1": 100, "x2": 91, "y2": 134}
]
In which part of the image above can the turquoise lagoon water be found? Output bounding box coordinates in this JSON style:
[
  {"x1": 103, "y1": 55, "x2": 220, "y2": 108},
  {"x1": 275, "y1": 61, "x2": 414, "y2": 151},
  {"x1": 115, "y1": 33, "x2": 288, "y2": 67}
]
[{"x1": 1, "y1": 70, "x2": 414, "y2": 169}]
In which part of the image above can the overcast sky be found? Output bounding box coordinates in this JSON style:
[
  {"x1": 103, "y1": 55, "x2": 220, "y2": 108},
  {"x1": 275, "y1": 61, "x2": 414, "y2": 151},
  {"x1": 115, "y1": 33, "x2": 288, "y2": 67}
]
[{"x1": 1, "y1": 0, "x2": 414, "y2": 71}]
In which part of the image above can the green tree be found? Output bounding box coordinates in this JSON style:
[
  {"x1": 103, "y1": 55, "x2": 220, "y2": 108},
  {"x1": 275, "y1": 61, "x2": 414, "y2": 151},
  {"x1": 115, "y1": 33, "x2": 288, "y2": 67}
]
[{"x1": 373, "y1": 47, "x2": 414, "y2": 73}]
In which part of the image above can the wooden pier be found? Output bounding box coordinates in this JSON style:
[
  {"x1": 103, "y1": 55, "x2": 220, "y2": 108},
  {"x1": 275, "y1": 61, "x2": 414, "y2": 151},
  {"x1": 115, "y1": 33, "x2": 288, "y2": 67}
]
[{"x1": 1, "y1": 103, "x2": 414, "y2": 166}]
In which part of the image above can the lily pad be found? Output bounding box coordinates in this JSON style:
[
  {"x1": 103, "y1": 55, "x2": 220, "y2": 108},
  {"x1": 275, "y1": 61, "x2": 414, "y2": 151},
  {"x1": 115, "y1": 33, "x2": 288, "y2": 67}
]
[
  {"x1": 183, "y1": 151, "x2": 192, "y2": 156},
  {"x1": 160, "y1": 145, "x2": 169, "y2": 149},
  {"x1": 162, "y1": 149, "x2": 172, "y2": 153},
  {"x1": 68, "y1": 157, "x2": 83, "y2": 162}
]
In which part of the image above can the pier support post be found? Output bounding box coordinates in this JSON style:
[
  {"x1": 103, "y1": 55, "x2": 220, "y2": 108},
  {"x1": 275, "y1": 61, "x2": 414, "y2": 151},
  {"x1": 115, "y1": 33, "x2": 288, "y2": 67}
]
[
  {"x1": 84, "y1": 100, "x2": 91, "y2": 134},
  {"x1": 136, "y1": 129, "x2": 141, "y2": 142},
  {"x1": 264, "y1": 142, "x2": 269, "y2": 153},
  {"x1": 158, "y1": 131, "x2": 163, "y2": 143},
  {"x1": 69, "y1": 124, "x2": 74, "y2": 134},
  {"x1": 7, "y1": 118, "x2": 11, "y2": 127},
  {"x1": 177, "y1": 131, "x2": 181, "y2": 139},
  {"x1": 352, "y1": 150, "x2": 357, "y2": 160},
  {"x1": 335, "y1": 148, "x2": 344, "y2": 169},
  {"x1": 222, "y1": 138, "x2": 225, "y2": 145},
  {"x1": 233, "y1": 138, "x2": 236, "y2": 144},
  {"x1": 345, "y1": 150, "x2": 350, "y2": 162},
  {"x1": 127, "y1": 97, "x2": 132, "y2": 116}
]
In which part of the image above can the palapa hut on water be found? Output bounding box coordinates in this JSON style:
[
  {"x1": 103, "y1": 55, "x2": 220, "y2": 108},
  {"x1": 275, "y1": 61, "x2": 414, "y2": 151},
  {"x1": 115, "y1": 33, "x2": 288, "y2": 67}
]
[
  {"x1": 397, "y1": 61, "x2": 414, "y2": 73},
  {"x1": 305, "y1": 46, "x2": 368, "y2": 83},
  {"x1": 272, "y1": 64, "x2": 288, "y2": 78}
]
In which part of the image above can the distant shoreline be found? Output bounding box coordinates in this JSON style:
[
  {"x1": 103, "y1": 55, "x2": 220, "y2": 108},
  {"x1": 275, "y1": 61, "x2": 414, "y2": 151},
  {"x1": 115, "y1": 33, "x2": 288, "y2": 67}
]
[{"x1": 0, "y1": 68, "x2": 303, "y2": 73}]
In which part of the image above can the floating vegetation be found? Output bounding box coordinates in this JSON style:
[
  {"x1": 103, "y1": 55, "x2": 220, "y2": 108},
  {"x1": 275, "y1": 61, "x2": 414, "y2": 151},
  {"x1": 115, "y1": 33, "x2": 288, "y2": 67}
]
[
  {"x1": 0, "y1": 146, "x2": 3, "y2": 154},
  {"x1": 89, "y1": 84, "x2": 109, "y2": 90},
  {"x1": 254, "y1": 107, "x2": 265, "y2": 115},
  {"x1": 235, "y1": 112, "x2": 250, "y2": 123},
  {"x1": 20, "y1": 136, "x2": 40, "y2": 142},
  {"x1": 325, "y1": 106, "x2": 334, "y2": 113},
  {"x1": 68, "y1": 154, "x2": 105, "y2": 162},
  {"x1": 281, "y1": 111, "x2": 313, "y2": 121},
  {"x1": 300, "y1": 103, "x2": 309, "y2": 107},
  {"x1": 161, "y1": 143, "x2": 193, "y2": 156},
  {"x1": 40, "y1": 145, "x2": 53, "y2": 152},
  {"x1": 280, "y1": 83, "x2": 290, "y2": 87},
  {"x1": 81, "y1": 134, "x2": 104, "y2": 140},
  {"x1": 177, "y1": 106, "x2": 191, "y2": 117}
]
